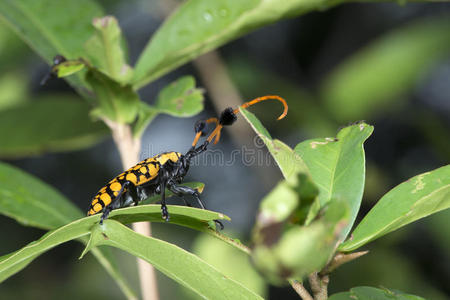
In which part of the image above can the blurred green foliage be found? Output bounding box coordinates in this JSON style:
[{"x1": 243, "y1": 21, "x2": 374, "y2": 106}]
[{"x1": 0, "y1": 0, "x2": 448, "y2": 299}]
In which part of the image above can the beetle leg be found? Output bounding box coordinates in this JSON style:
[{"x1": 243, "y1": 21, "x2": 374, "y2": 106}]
[
  {"x1": 160, "y1": 180, "x2": 169, "y2": 222},
  {"x1": 168, "y1": 183, "x2": 224, "y2": 230},
  {"x1": 127, "y1": 183, "x2": 139, "y2": 207},
  {"x1": 179, "y1": 196, "x2": 191, "y2": 207},
  {"x1": 100, "y1": 181, "x2": 133, "y2": 224}
]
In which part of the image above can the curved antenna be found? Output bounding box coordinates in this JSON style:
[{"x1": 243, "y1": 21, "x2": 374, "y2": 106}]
[
  {"x1": 233, "y1": 95, "x2": 288, "y2": 121},
  {"x1": 206, "y1": 95, "x2": 288, "y2": 144}
]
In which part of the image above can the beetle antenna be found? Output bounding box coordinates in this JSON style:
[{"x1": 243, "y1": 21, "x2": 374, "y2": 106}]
[{"x1": 206, "y1": 95, "x2": 288, "y2": 144}]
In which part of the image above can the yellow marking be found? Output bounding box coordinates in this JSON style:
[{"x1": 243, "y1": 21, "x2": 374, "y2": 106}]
[
  {"x1": 126, "y1": 173, "x2": 137, "y2": 184},
  {"x1": 100, "y1": 193, "x2": 111, "y2": 205},
  {"x1": 119, "y1": 175, "x2": 125, "y2": 180},
  {"x1": 412, "y1": 172, "x2": 430, "y2": 194},
  {"x1": 92, "y1": 199, "x2": 98, "y2": 205},
  {"x1": 114, "y1": 191, "x2": 118, "y2": 196},
  {"x1": 156, "y1": 152, "x2": 180, "y2": 165},
  {"x1": 156, "y1": 154, "x2": 170, "y2": 165},
  {"x1": 88, "y1": 209, "x2": 95, "y2": 215},
  {"x1": 169, "y1": 152, "x2": 181, "y2": 162},
  {"x1": 148, "y1": 164, "x2": 159, "y2": 179},
  {"x1": 140, "y1": 167, "x2": 148, "y2": 174},
  {"x1": 110, "y1": 182, "x2": 122, "y2": 191},
  {"x1": 139, "y1": 175, "x2": 146, "y2": 182},
  {"x1": 93, "y1": 203, "x2": 102, "y2": 212},
  {"x1": 100, "y1": 186, "x2": 107, "y2": 193}
]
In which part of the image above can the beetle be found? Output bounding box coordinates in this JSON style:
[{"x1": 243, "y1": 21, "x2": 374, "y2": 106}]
[{"x1": 87, "y1": 95, "x2": 288, "y2": 228}]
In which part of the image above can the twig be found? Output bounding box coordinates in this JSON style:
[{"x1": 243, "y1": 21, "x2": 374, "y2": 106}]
[
  {"x1": 289, "y1": 280, "x2": 314, "y2": 300},
  {"x1": 308, "y1": 272, "x2": 329, "y2": 300},
  {"x1": 106, "y1": 120, "x2": 159, "y2": 300},
  {"x1": 193, "y1": 51, "x2": 255, "y2": 147},
  {"x1": 320, "y1": 251, "x2": 369, "y2": 275}
]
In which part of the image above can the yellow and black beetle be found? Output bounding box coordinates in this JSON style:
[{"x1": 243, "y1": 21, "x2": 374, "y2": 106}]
[
  {"x1": 87, "y1": 95, "x2": 288, "y2": 227},
  {"x1": 40, "y1": 56, "x2": 290, "y2": 228}
]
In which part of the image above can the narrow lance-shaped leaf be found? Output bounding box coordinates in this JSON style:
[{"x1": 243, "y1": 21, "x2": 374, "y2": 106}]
[
  {"x1": 0, "y1": 205, "x2": 229, "y2": 284},
  {"x1": 0, "y1": 96, "x2": 108, "y2": 159},
  {"x1": 133, "y1": 0, "x2": 343, "y2": 88},
  {"x1": 0, "y1": 162, "x2": 81, "y2": 228},
  {"x1": 0, "y1": 0, "x2": 103, "y2": 93},
  {"x1": 339, "y1": 165, "x2": 450, "y2": 252},
  {"x1": 83, "y1": 219, "x2": 263, "y2": 300},
  {"x1": 294, "y1": 122, "x2": 373, "y2": 240}
]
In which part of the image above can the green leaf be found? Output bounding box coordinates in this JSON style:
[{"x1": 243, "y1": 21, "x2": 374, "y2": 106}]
[
  {"x1": 53, "y1": 59, "x2": 86, "y2": 77},
  {"x1": 84, "y1": 16, "x2": 133, "y2": 83},
  {"x1": 0, "y1": 0, "x2": 103, "y2": 93},
  {"x1": 0, "y1": 162, "x2": 81, "y2": 228},
  {"x1": 0, "y1": 18, "x2": 30, "y2": 68},
  {"x1": 132, "y1": 0, "x2": 339, "y2": 88},
  {"x1": 329, "y1": 286, "x2": 426, "y2": 300},
  {"x1": 321, "y1": 17, "x2": 450, "y2": 122},
  {"x1": 294, "y1": 122, "x2": 373, "y2": 240},
  {"x1": 84, "y1": 220, "x2": 262, "y2": 300},
  {"x1": 155, "y1": 76, "x2": 204, "y2": 117},
  {"x1": 0, "y1": 96, "x2": 108, "y2": 158},
  {"x1": 0, "y1": 72, "x2": 28, "y2": 110},
  {"x1": 0, "y1": 205, "x2": 229, "y2": 283},
  {"x1": 257, "y1": 180, "x2": 300, "y2": 224},
  {"x1": 85, "y1": 69, "x2": 140, "y2": 123},
  {"x1": 252, "y1": 197, "x2": 349, "y2": 283},
  {"x1": 188, "y1": 233, "x2": 267, "y2": 298},
  {"x1": 133, "y1": 76, "x2": 205, "y2": 137},
  {"x1": 0, "y1": 217, "x2": 96, "y2": 283},
  {"x1": 240, "y1": 108, "x2": 308, "y2": 181},
  {"x1": 132, "y1": 102, "x2": 159, "y2": 137},
  {"x1": 339, "y1": 165, "x2": 450, "y2": 252},
  {"x1": 0, "y1": 162, "x2": 137, "y2": 299}
]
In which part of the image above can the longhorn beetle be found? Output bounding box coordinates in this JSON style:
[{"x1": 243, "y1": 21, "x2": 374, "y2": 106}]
[
  {"x1": 42, "y1": 55, "x2": 288, "y2": 228},
  {"x1": 87, "y1": 96, "x2": 288, "y2": 228}
]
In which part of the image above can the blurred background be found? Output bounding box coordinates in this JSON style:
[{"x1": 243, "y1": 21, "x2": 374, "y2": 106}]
[{"x1": 0, "y1": 1, "x2": 449, "y2": 299}]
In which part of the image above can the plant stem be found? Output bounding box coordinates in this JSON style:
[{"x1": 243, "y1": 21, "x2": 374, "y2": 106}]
[
  {"x1": 308, "y1": 272, "x2": 329, "y2": 300},
  {"x1": 193, "y1": 51, "x2": 254, "y2": 146},
  {"x1": 320, "y1": 251, "x2": 369, "y2": 275},
  {"x1": 107, "y1": 120, "x2": 159, "y2": 300},
  {"x1": 289, "y1": 280, "x2": 314, "y2": 300}
]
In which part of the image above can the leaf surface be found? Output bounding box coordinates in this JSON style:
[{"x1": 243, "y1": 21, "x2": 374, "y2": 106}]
[
  {"x1": 0, "y1": 96, "x2": 108, "y2": 158},
  {"x1": 294, "y1": 123, "x2": 373, "y2": 240},
  {"x1": 339, "y1": 165, "x2": 450, "y2": 252}
]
